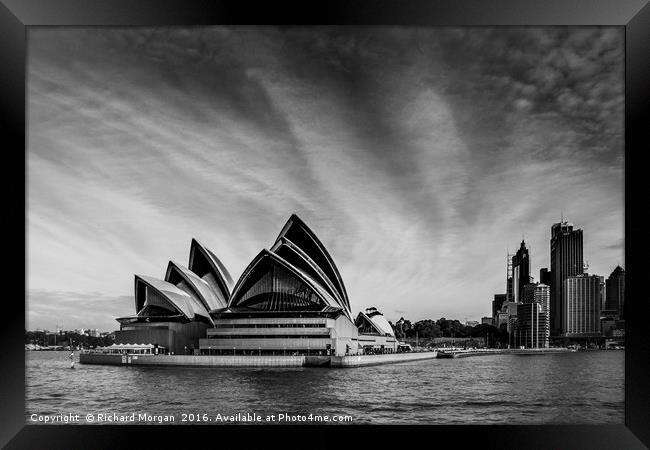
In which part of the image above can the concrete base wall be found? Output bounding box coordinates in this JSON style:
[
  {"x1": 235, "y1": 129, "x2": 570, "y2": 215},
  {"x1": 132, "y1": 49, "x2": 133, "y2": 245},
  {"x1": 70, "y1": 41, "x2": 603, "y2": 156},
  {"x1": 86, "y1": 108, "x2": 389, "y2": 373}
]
[
  {"x1": 79, "y1": 354, "x2": 123, "y2": 365},
  {"x1": 331, "y1": 351, "x2": 437, "y2": 367},
  {"x1": 80, "y1": 351, "x2": 438, "y2": 368},
  {"x1": 81, "y1": 353, "x2": 305, "y2": 367},
  {"x1": 437, "y1": 348, "x2": 575, "y2": 358},
  {"x1": 304, "y1": 356, "x2": 331, "y2": 367}
]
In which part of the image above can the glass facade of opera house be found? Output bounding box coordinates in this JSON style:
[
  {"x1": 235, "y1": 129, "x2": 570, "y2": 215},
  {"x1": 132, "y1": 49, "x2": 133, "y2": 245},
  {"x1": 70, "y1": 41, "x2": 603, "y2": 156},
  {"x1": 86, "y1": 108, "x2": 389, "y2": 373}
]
[{"x1": 115, "y1": 215, "x2": 397, "y2": 356}]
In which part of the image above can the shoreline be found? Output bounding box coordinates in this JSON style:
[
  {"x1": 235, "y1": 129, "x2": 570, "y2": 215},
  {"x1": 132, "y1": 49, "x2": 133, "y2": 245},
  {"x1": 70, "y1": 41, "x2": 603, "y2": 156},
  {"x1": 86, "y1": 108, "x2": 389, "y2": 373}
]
[
  {"x1": 436, "y1": 347, "x2": 579, "y2": 358},
  {"x1": 75, "y1": 347, "x2": 606, "y2": 367},
  {"x1": 79, "y1": 351, "x2": 440, "y2": 368}
]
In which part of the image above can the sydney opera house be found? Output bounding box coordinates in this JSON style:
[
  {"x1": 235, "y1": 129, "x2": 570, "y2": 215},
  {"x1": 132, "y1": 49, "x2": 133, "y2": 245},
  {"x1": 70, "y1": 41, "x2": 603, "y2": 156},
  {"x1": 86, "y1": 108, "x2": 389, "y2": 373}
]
[{"x1": 114, "y1": 215, "x2": 397, "y2": 356}]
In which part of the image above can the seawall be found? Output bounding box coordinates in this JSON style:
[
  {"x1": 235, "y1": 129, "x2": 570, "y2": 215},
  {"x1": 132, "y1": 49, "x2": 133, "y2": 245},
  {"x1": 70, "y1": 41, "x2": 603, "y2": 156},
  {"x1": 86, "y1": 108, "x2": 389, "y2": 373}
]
[
  {"x1": 80, "y1": 353, "x2": 307, "y2": 367},
  {"x1": 79, "y1": 352, "x2": 438, "y2": 368},
  {"x1": 437, "y1": 348, "x2": 575, "y2": 358},
  {"x1": 330, "y1": 351, "x2": 438, "y2": 367}
]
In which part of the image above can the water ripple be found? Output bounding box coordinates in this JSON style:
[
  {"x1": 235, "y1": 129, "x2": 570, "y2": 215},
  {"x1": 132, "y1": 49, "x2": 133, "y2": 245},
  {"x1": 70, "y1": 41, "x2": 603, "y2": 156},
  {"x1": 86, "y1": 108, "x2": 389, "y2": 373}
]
[{"x1": 25, "y1": 351, "x2": 624, "y2": 425}]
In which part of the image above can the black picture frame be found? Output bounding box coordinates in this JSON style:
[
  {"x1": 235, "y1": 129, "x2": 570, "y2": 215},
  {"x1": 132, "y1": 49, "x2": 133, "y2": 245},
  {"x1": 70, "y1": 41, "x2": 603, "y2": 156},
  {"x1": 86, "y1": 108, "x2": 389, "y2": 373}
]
[{"x1": 2, "y1": 0, "x2": 649, "y2": 448}]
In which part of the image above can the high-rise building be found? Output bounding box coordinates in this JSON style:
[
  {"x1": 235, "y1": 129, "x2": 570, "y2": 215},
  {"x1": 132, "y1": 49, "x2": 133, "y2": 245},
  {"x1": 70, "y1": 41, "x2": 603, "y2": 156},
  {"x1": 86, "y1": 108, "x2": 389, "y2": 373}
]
[
  {"x1": 516, "y1": 283, "x2": 550, "y2": 348},
  {"x1": 600, "y1": 310, "x2": 618, "y2": 337},
  {"x1": 512, "y1": 240, "x2": 531, "y2": 303},
  {"x1": 522, "y1": 282, "x2": 550, "y2": 312},
  {"x1": 564, "y1": 273, "x2": 603, "y2": 337},
  {"x1": 495, "y1": 299, "x2": 510, "y2": 328},
  {"x1": 506, "y1": 302, "x2": 518, "y2": 347},
  {"x1": 534, "y1": 283, "x2": 550, "y2": 315},
  {"x1": 539, "y1": 268, "x2": 552, "y2": 286},
  {"x1": 605, "y1": 266, "x2": 625, "y2": 319},
  {"x1": 515, "y1": 302, "x2": 549, "y2": 348},
  {"x1": 550, "y1": 221, "x2": 584, "y2": 335},
  {"x1": 492, "y1": 294, "x2": 507, "y2": 323},
  {"x1": 522, "y1": 283, "x2": 537, "y2": 303}
]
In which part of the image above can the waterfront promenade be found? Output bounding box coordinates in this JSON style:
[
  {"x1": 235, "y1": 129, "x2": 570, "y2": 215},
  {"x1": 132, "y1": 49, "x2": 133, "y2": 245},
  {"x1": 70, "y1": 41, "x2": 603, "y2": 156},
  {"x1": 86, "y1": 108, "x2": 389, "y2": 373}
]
[
  {"x1": 79, "y1": 347, "x2": 581, "y2": 366},
  {"x1": 79, "y1": 351, "x2": 439, "y2": 368},
  {"x1": 436, "y1": 347, "x2": 575, "y2": 358}
]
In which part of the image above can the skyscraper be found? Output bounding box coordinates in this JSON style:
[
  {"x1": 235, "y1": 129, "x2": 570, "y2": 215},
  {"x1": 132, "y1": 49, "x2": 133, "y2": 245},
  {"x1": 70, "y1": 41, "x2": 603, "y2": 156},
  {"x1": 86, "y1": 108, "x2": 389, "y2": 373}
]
[
  {"x1": 515, "y1": 302, "x2": 549, "y2": 348},
  {"x1": 516, "y1": 283, "x2": 550, "y2": 348},
  {"x1": 492, "y1": 293, "x2": 507, "y2": 323},
  {"x1": 550, "y1": 221, "x2": 584, "y2": 335},
  {"x1": 564, "y1": 273, "x2": 603, "y2": 337},
  {"x1": 522, "y1": 283, "x2": 537, "y2": 303},
  {"x1": 507, "y1": 302, "x2": 518, "y2": 347},
  {"x1": 534, "y1": 283, "x2": 550, "y2": 316},
  {"x1": 539, "y1": 268, "x2": 552, "y2": 286},
  {"x1": 512, "y1": 240, "x2": 531, "y2": 303},
  {"x1": 605, "y1": 265, "x2": 625, "y2": 319},
  {"x1": 506, "y1": 252, "x2": 514, "y2": 303}
]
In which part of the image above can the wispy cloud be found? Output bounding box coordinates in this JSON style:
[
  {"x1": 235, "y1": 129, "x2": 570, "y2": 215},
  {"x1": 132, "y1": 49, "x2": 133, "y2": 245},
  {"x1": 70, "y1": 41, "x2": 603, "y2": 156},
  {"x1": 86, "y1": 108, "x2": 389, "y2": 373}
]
[
  {"x1": 27, "y1": 290, "x2": 132, "y2": 332},
  {"x1": 27, "y1": 27, "x2": 624, "y2": 330}
]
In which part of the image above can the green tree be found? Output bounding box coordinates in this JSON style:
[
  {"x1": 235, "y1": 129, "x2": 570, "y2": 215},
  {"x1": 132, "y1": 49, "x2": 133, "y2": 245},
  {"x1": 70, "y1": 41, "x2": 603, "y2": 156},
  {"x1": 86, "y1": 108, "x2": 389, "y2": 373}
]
[{"x1": 412, "y1": 319, "x2": 441, "y2": 339}]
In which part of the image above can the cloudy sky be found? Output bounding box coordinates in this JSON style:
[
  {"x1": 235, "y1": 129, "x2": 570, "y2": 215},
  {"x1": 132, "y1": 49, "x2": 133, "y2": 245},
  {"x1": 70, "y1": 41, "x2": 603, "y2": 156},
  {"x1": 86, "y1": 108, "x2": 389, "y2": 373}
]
[{"x1": 27, "y1": 27, "x2": 624, "y2": 332}]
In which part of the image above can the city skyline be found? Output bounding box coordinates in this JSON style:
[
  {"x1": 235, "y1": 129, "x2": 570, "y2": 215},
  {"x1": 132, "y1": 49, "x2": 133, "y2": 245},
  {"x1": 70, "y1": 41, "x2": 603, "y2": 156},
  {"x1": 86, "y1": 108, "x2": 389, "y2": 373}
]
[{"x1": 27, "y1": 27, "x2": 624, "y2": 331}]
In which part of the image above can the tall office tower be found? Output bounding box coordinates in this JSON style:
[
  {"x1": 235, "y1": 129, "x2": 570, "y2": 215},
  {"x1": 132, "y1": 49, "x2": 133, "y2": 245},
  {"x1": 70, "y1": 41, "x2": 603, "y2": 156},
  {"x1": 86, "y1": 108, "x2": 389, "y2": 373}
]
[
  {"x1": 550, "y1": 220, "x2": 584, "y2": 335},
  {"x1": 522, "y1": 283, "x2": 550, "y2": 312},
  {"x1": 507, "y1": 302, "x2": 518, "y2": 347},
  {"x1": 534, "y1": 283, "x2": 550, "y2": 315},
  {"x1": 522, "y1": 283, "x2": 537, "y2": 303},
  {"x1": 506, "y1": 252, "x2": 514, "y2": 302},
  {"x1": 512, "y1": 240, "x2": 531, "y2": 303},
  {"x1": 605, "y1": 266, "x2": 625, "y2": 319},
  {"x1": 535, "y1": 284, "x2": 551, "y2": 346},
  {"x1": 515, "y1": 302, "x2": 549, "y2": 348},
  {"x1": 540, "y1": 268, "x2": 552, "y2": 286},
  {"x1": 516, "y1": 283, "x2": 551, "y2": 348},
  {"x1": 492, "y1": 293, "x2": 507, "y2": 323},
  {"x1": 564, "y1": 273, "x2": 603, "y2": 337}
]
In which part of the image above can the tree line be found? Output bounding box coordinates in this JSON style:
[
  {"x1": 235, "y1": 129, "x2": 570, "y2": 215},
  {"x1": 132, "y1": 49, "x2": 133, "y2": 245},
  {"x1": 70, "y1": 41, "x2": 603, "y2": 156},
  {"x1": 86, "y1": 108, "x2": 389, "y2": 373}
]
[
  {"x1": 25, "y1": 330, "x2": 115, "y2": 348},
  {"x1": 389, "y1": 317, "x2": 509, "y2": 347}
]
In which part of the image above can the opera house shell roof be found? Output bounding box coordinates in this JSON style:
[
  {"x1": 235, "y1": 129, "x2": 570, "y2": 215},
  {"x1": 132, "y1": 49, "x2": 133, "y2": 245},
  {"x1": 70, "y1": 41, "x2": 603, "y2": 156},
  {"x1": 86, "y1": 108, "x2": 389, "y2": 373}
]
[
  {"x1": 355, "y1": 307, "x2": 395, "y2": 337},
  {"x1": 117, "y1": 214, "x2": 353, "y2": 325},
  {"x1": 116, "y1": 239, "x2": 232, "y2": 326}
]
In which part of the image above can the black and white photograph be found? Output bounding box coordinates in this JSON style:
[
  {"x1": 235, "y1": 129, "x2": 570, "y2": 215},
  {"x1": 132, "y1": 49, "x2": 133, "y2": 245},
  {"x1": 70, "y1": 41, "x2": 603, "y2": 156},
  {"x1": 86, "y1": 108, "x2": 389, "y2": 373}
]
[{"x1": 25, "y1": 26, "x2": 626, "y2": 426}]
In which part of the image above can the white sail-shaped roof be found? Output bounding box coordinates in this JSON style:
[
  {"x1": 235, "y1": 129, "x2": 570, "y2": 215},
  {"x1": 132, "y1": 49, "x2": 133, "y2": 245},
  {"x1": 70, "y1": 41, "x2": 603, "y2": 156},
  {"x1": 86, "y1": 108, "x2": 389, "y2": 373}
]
[
  {"x1": 369, "y1": 313, "x2": 395, "y2": 337},
  {"x1": 271, "y1": 237, "x2": 351, "y2": 319},
  {"x1": 165, "y1": 261, "x2": 225, "y2": 312},
  {"x1": 134, "y1": 275, "x2": 212, "y2": 324},
  {"x1": 273, "y1": 214, "x2": 351, "y2": 313},
  {"x1": 229, "y1": 249, "x2": 340, "y2": 311},
  {"x1": 188, "y1": 239, "x2": 232, "y2": 306},
  {"x1": 355, "y1": 310, "x2": 395, "y2": 337}
]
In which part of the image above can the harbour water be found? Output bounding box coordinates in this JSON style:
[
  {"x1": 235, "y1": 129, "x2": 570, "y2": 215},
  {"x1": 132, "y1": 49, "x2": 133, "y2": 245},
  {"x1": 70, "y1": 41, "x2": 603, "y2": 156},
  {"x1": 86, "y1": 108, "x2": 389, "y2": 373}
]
[{"x1": 26, "y1": 350, "x2": 624, "y2": 425}]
